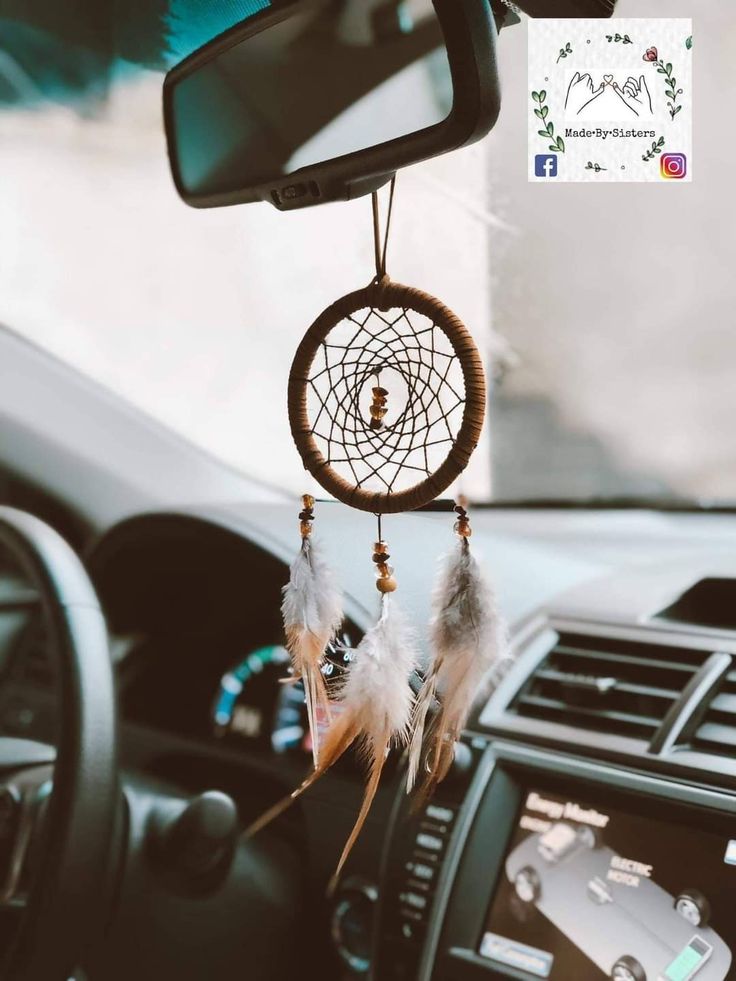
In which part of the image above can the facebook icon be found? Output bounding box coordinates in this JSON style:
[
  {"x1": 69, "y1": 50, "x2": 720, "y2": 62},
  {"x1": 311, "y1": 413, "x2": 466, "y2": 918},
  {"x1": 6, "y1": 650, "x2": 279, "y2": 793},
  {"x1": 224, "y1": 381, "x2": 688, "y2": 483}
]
[{"x1": 535, "y1": 154, "x2": 558, "y2": 178}]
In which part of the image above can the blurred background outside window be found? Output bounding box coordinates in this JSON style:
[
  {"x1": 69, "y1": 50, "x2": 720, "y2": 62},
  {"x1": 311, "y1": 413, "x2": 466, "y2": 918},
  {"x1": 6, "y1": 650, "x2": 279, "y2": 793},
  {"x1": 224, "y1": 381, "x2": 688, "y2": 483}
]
[{"x1": 0, "y1": 0, "x2": 733, "y2": 504}]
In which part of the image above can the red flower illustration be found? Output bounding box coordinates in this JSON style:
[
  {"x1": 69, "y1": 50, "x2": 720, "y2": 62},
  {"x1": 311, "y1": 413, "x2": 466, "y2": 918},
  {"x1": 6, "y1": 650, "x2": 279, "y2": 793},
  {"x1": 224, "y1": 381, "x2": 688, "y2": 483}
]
[{"x1": 643, "y1": 46, "x2": 658, "y2": 62}]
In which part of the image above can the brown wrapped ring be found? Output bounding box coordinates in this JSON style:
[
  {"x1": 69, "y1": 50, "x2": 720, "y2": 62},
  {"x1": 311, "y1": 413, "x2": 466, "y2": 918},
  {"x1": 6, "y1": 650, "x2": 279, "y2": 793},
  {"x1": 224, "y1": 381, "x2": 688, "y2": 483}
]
[{"x1": 287, "y1": 276, "x2": 486, "y2": 515}]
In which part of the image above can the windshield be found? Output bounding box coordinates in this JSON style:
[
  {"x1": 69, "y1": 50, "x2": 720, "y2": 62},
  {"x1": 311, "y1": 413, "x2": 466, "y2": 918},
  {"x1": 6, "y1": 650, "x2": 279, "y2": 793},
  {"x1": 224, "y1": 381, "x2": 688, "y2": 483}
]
[{"x1": 0, "y1": 0, "x2": 731, "y2": 506}]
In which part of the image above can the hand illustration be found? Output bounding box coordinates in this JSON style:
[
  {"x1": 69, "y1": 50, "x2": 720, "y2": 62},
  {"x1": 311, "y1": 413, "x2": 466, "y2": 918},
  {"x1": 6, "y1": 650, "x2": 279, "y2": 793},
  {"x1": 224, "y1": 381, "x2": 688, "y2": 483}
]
[
  {"x1": 565, "y1": 72, "x2": 604, "y2": 116},
  {"x1": 612, "y1": 75, "x2": 653, "y2": 116}
]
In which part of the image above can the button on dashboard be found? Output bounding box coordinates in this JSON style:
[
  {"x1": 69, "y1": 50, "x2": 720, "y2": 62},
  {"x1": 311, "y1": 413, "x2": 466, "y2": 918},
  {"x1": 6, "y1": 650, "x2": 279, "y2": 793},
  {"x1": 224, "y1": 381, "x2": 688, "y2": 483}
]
[
  {"x1": 425, "y1": 804, "x2": 455, "y2": 824},
  {"x1": 378, "y1": 797, "x2": 461, "y2": 981},
  {"x1": 409, "y1": 862, "x2": 435, "y2": 882},
  {"x1": 400, "y1": 891, "x2": 428, "y2": 910}
]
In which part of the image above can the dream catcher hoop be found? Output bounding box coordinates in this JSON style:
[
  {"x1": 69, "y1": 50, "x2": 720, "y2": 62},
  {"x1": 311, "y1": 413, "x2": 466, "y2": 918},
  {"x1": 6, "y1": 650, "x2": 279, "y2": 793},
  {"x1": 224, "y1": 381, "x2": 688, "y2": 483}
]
[
  {"x1": 287, "y1": 276, "x2": 487, "y2": 514},
  {"x1": 248, "y1": 180, "x2": 511, "y2": 886}
]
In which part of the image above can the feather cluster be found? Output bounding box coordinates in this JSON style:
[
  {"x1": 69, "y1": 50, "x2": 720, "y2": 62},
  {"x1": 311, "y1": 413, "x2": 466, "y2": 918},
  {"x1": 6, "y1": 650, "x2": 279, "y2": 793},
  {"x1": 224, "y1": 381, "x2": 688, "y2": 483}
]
[
  {"x1": 408, "y1": 538, "x2": 510, "y2": 799},
  {"x1": 281, "y1": 537, "x2": 343, "y2": 765},
  {"x1": 253, "y1": 526, "x2": 509, "y2": 884}
]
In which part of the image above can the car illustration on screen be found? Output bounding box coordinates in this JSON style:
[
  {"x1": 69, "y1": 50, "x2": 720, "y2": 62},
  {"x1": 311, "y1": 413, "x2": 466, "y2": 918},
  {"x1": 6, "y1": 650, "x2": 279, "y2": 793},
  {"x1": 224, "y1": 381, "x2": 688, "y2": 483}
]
[{"x1": 505, "y1": 822, "x2": 733, "y2": 981}]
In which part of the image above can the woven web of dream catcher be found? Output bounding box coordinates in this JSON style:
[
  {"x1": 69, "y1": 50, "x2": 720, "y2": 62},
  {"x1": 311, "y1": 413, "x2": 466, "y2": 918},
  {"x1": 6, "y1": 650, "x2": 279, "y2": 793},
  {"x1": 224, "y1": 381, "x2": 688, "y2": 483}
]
[{"x1": 306, "y1": 304, "x2": 466, "y2": 495}]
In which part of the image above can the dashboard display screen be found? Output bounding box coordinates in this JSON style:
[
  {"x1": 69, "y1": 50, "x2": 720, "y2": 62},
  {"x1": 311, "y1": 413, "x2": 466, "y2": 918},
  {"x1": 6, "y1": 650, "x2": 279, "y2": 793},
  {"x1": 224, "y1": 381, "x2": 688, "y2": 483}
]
[{"x1": 481, "y1": 788, "x2": 735, "y2": 980}]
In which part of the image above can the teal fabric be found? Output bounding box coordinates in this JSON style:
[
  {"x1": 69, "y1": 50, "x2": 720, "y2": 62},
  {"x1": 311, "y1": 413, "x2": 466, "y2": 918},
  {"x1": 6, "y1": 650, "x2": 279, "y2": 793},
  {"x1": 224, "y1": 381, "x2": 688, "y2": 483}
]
[
  {"x1": 164, "y1": 0, "x2": 271, "y2": 65},
  {"x1": 0, "y1": 19, "x2": 109, "y2": 105}
]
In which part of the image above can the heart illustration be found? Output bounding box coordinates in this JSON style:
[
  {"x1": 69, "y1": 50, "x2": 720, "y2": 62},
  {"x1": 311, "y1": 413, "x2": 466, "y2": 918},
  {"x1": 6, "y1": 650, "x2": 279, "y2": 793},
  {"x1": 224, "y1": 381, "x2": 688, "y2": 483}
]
[{"x1": 603, "y1": 74, "x2": 614, "y2": 85}]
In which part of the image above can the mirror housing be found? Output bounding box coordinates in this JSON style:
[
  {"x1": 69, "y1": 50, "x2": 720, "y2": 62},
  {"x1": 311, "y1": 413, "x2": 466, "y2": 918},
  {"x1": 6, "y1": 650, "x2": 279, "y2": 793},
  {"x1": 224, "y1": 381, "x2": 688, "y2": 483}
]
[{"x1": 163, "y1": 0, "x2": 501, "y2": 211}]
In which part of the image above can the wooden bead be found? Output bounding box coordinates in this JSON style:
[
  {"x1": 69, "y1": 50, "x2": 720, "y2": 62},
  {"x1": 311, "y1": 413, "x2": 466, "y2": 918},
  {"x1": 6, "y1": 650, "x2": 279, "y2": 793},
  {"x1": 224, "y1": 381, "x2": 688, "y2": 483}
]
[
  {"x1": 372, "y1": 552, "x2": 390, "y2": 563},
  {"x1": 373, "y1": 541, "x2": 388, "y2": 554},
  {"x1": 302, "y1": 494, "x2": 315, "y2": 509},
  {"x1": 368, "y1": 386, "x2": 389, "y2": 431},
  {"x1": 376, "y1": 576, "x2": 397, "y2": 593}
]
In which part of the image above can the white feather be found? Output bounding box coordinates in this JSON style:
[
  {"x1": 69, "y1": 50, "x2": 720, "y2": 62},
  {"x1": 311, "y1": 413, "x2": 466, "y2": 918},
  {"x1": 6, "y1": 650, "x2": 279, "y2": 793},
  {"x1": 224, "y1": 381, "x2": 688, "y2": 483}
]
[
  {"x1": 281, "y1": 536, "x2": 343, "y2": 764},
  {"x1": 432, "y1": 537, "x2": 506, "y2": 697},
  {"x1": 248, "y1": 593, "x2": 420, "y2": 884},
  {"x1": 318, "y1": 594, "x2": 419, "y2": 884},
  {"x1": 281, "y1": 537, "x2": 342, "y2": 654},
  {"x1": 339, "y1": 595, "x2": 419, "y2": 747}
]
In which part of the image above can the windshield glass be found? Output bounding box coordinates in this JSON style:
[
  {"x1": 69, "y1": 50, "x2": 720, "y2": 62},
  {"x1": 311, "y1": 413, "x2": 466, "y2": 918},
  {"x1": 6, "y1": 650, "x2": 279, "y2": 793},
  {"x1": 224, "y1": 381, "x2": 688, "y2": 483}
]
[{"x1": 0, "y1": 0, "x2": 731, "y2": 506}]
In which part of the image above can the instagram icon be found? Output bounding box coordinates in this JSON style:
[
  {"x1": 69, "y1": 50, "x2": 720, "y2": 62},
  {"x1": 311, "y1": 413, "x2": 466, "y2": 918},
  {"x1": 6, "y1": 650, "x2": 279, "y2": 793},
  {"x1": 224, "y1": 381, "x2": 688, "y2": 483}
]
[{"x1": 661, "y1": 153, "x2": 688, "y2": 180}]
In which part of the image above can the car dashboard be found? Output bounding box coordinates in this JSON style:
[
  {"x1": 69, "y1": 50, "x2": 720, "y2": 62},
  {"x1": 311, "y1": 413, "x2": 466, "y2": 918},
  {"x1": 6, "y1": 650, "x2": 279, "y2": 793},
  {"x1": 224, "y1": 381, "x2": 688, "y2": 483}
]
[{"x1": 2, "y1": 503, "x2": 736, "y2": 981}]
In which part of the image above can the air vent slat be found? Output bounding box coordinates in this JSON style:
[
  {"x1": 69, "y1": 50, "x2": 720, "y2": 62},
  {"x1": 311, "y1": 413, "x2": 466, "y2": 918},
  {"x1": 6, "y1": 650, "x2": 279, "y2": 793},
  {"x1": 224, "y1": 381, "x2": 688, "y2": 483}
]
[
  {"x1": 720, "y1": 670, "x2": 736, "y2": 691},
  {"x1": 709, "y1": 692, "x2": 736, "y2": 715},
  {"x1": 517, "y1": 694, "x2": 661, "y2": 732},
  {"x1": 693, "y1": 722, "x2": 736, "y2": 751},
  {"x1": 534, "y1": 668, "x2": 679, "y2": 701},
  {"x1": 689, "y1": 661, "x2": 736, "y2": 757},
  {"x1": 512, "y1": 629, "x2": 711, "y2": 743},
  {"x1": 555, "y1": 646, "x2": 696, "y2": 674}
]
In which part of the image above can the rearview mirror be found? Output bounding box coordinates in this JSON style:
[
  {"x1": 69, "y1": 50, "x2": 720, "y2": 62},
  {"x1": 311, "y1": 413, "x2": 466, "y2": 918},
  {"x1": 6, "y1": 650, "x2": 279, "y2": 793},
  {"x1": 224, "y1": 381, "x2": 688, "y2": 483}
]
[{"x1": 163, "y1": 0, "x2": 500, "y2": 210}]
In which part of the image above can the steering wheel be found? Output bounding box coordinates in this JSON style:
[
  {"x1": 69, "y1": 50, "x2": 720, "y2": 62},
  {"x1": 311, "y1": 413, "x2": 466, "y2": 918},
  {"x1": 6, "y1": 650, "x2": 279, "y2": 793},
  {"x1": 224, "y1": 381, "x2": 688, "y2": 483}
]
[{"x1": 0, "y1": 507, "x2": 118, "y2": 980}]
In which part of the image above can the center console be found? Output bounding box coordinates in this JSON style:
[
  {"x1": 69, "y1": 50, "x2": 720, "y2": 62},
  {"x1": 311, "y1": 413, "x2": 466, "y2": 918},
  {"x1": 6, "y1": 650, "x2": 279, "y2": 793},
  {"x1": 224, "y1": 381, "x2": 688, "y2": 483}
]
[{"x1": 374, "y1": 740, "x2": 736, "y2": 981}]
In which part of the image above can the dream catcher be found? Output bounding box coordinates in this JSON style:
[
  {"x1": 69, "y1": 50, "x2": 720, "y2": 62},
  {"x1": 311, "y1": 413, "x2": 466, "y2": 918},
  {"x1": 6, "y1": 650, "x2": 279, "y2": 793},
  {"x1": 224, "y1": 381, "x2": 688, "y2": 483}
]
[{"x1": 248, "y1": 180, "x2": 510, "y2": 881}]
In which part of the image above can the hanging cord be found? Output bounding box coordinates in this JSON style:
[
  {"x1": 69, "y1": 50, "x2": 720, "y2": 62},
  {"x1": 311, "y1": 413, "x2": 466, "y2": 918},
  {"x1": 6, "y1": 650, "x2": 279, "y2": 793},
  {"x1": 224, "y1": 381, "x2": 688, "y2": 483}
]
[{"x1": 371, "y1": 176, "x2": 397, "y2": 281}]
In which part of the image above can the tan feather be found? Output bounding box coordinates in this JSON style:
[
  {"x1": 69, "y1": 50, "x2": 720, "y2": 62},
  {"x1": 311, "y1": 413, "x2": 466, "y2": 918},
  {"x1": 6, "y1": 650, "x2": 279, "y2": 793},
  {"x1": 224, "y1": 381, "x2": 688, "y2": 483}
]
[
  {"x1": 406, "y1": 670, "x2": 437, "y2": 792},
  {"x1": 285, "y1": 627, "x2": 330, "y2": 766},
  {"x1": 409, "y1": 538, "x2": 511, "y2": 802},
  {"x1": 281, "y1": 537, "x2": 343, "y2": 765},
  {"x1": 244, "y1": 713, "x2": 357, "y2": 839},
  {"x1": 327, "y1": 720, "x2": 391, "y2": 894},
  {"x1": 247, "y1": 595, "x2": 419, "y2": 883}
]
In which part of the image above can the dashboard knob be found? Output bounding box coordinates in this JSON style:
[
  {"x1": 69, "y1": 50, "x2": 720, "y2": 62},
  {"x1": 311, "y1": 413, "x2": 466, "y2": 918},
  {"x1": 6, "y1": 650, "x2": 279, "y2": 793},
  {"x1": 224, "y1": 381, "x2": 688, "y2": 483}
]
[
  {"x1": 331, "y1": 877, "x2": 378, "y2": 975},
  {"x1": 150, "y1": 791, "x2": 239, "y2": 892}
]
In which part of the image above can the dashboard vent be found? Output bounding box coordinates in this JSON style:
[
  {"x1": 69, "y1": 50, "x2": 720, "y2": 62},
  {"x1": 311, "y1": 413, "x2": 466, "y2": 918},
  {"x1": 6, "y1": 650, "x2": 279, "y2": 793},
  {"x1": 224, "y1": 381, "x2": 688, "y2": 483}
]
[
  {"x1": 690, "y1": 667, "x2": 736, "y2": 756},
  {"x1": 512, "y1": 631, "x2": 708, "y2": 740}
]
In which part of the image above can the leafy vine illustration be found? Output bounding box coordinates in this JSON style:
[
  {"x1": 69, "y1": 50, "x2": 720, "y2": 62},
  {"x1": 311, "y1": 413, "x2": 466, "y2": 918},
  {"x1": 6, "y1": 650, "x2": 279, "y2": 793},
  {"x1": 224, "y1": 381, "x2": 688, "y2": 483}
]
[
  {"x1": 642, "y1": 136, "x2": 665, "y2": 162},
  {"x1": 531, "y1": 90, "x2": 565, "y2": 154},
  {"x1": 585, "y1": 162, "x2": 608, "y2": 173},
  {"x1": 643, "y1": 47, "x2": 684, "y2": 119},
  {"x1": 606, "y1": 33, "x2": 632, "y2": 45},
  {"x1": 556, "y1": 42, "x2": 572, "y2": 63}
]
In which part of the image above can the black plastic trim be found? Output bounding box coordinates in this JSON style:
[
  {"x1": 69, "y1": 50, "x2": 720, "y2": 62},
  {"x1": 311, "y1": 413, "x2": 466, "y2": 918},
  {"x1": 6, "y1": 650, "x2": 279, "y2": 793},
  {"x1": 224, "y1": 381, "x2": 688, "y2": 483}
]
[
  {"x1": 476, "y1": 616, "x2": 736, "y2": 790},
  {"x1": 163, "y1": 0, "x2": 501, "y2": 210},
  {"x1": 425, "y1": 740, "x2": 736, "y2": 981},
  {"x1": 417, "y1": 746, "x2": 498, "y2": 981},
  {"x1": 651, "y1": 650, "x2": 733, "y2": 755},
  {"x1": 0, "y1": 506, "x2": 119, "y2": 981}
]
